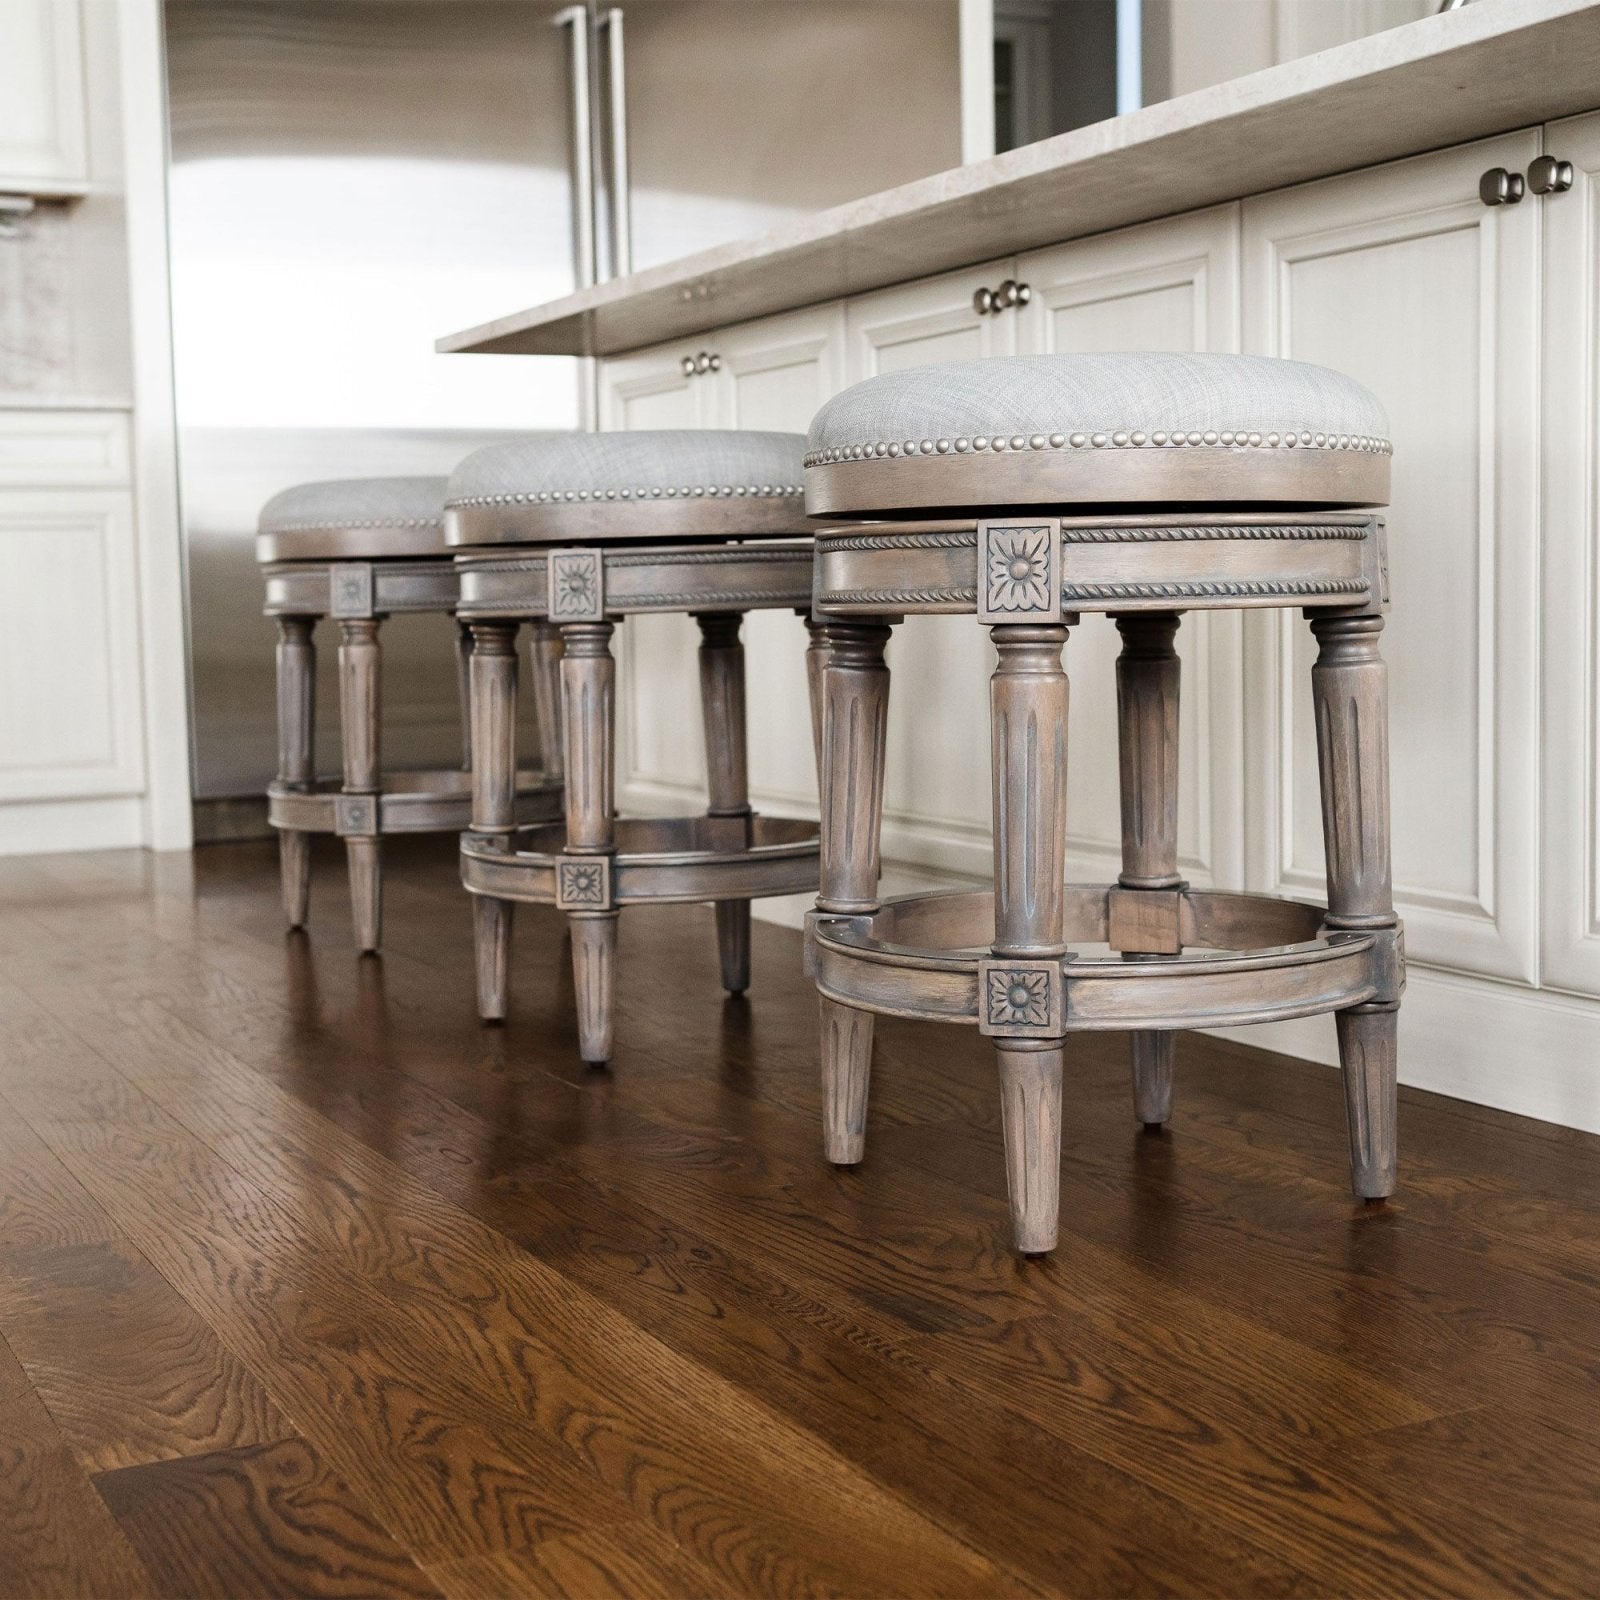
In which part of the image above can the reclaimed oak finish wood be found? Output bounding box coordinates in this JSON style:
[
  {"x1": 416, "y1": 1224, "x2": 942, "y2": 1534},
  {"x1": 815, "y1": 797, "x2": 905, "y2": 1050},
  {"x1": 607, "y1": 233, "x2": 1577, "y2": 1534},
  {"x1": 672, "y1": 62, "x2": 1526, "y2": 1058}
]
[
  {"x1": 697, "y1": 612, "x2": 753, "y2": 997},
  {"x1": 274, "y1": 617, "x2": 316, "y2": 930},
  {"x1": 338, "y1": 617, "x2": 383, "y2": 953},
  {"x1": 2, "y1": 841, "x2": 1600, "y2": 1597}
]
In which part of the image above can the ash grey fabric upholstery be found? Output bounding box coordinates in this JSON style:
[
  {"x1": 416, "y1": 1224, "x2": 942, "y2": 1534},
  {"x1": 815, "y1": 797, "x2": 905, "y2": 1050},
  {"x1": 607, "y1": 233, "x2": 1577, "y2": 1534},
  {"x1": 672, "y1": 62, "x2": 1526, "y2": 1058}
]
[
  {"x1": 259, "y1": 476, "x2": 447, "y2": 535},
  {"x1": 446, "y1": 430, "x2": 807, "y2": 508},
  {"x1": 805, "y1": 353, "x2": 1390, "y2": 464}
]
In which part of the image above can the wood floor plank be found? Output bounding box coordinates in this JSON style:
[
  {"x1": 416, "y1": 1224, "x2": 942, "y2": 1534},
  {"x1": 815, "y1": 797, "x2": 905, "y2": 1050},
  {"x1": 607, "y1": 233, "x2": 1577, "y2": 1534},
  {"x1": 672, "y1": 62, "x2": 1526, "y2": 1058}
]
[
  {"x1": 94, "y1": 1437, "x2": 445, "y2": 1599},
  {"x1": 0, "y1": 1384, "x2": 155, "y2": 1600},
  {"x1": 0, "y1": 1239, "x2": 289, "y2": 1472}
]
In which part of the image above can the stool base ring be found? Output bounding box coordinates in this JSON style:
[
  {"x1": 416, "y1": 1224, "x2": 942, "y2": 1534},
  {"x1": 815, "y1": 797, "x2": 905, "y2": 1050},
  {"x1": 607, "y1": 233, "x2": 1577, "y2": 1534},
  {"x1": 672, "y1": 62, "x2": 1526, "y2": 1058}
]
[{"x1": 268, "y1": 769, "x2": 560, "y2": 835}]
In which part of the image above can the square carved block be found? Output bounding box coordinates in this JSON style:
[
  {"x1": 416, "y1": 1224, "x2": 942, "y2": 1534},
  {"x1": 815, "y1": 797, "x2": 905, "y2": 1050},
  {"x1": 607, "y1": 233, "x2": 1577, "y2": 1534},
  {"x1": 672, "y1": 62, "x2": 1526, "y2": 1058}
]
[
  {"x1": 547, "y1": 548, "x2": 605, "y2": 622},
  {"x1": 555, "y1": 854, "x2": 612, "y2": 911},
  {"x1": 1107, "y1": 887, "x2": 1183, "y2": 955},
  {"x1": 329, "y1": 562, "x2": 374, "y2": 619},
  {"x1": 977, "y1": 957, "x2": 1065, "y2": 1038},
  {"x1": 334, "y1": 793, "x2": 378, "y2": 837},
  {"x1": 976, "y1": 519, "x2": 1062, "y2": 625}
]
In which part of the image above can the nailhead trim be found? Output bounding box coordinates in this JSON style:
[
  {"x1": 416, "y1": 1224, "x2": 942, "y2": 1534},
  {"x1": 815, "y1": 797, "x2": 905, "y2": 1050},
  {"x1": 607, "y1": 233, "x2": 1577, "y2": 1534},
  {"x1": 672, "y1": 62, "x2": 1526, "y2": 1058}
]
[
  {"x1": 447, "y1": 484, "x2": 804, "y2": 509},
  {"x1": 264, "y1": 515, "x2": 442, "y2": 533},
  {"x1": 803, "y1": 430, "x2": 1392, "y2": 468}
]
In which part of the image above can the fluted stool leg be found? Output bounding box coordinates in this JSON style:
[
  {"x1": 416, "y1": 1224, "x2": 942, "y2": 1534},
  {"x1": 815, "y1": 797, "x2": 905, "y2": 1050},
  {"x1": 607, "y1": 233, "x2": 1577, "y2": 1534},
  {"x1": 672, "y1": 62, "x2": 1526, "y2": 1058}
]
[
  {"x1": 338, "y1": 617, "x2": 383, "y2": 953},
  {"x1": 1115, "y1": 613, "x2": 1183, "y2": 1128},
  {"x1": 986, "y1": 624, "x2": 1070, "y2": 1255},
  {"x1": 1311, "y1": 610, "x2": 1401, "y2": 1200},
  {"x1": 561, "y1": 621, "x2": 618, "y2": 1065},
  {"x1": 528, "y1": 620, "x2": 565, "y2": 785},
  {"x1": 275, "y1": 616, "x2": 316, "y2": 929},
  {"x1": 469, "y1": 621, "x2": 520, "y2": 1020},
  {"x1": 697, "y1": 612, "x2": 752, "y2": 995},
  {"x1": 815, "y1": 622, "x2": 892, "y2": 1165}
]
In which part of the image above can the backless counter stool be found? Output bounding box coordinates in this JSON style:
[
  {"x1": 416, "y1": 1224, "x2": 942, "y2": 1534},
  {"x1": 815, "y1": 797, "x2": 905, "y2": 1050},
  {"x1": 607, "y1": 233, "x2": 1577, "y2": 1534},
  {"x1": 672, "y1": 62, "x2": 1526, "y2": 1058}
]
[
  {"x1": 803, "y1": 353, "x2": 1403, "y2": 1254},
  {"x1": 445, "y1": 430, "x2": 823, "y2": 1064},
  {"x1": 257, "y1": 476, "x2": 563, "y2": 952}
]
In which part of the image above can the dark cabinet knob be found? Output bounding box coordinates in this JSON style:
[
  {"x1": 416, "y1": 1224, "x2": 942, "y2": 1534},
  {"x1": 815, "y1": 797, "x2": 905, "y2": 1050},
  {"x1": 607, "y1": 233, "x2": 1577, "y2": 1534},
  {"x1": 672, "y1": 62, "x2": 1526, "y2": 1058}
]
[
  {"x1": 1479, "y1": 167, "x2": 1525, "y2": 207},
  {"x1": 1528, "y1": 155, "x2": 1575, "y2": 195},
  {"x1": 972, "y1": 285, "x2": 996, "y2": 316}
]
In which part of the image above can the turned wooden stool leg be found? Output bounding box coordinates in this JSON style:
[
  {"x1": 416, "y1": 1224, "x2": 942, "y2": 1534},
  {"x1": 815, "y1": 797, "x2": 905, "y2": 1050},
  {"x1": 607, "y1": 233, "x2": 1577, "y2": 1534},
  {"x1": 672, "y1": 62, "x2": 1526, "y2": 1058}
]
[
  {"x1": 468, "y1": 621, "x2": 520, "y2": 1019},
  {"x1": 561, "y1": 620, "x2": 618, "y2": 1064},
  {"x1": 697, "y1": 612, "x2": 752, "y2": 994},
  {"x1": 338, "y1": 617, "x2": 383, "y2": 953},
  {"x1": 528, "y1": 620, "x2": 565, "y2": 785},
  {"x1": 816, "y1": 621, "x2": 892, "y2": 1165},
  {"x1": 986, "y1": 624, "x2": 1071, "y2": 1255},
  {"x1": 275, "y1": 616, "x2": 316, "y2": 929},
  {"x1": 1115, "y1": 612, "x2": 1182, "y2": 1129},
  {"x1": 1310, "y1": 610, "x2": 1400, "y2": 1200},
  {"x1": 454, "y1": 621, "x2": 474, "y2": 770},
  {"x1": 804, "y1": 612, "x2": 828, "y2": 776}
]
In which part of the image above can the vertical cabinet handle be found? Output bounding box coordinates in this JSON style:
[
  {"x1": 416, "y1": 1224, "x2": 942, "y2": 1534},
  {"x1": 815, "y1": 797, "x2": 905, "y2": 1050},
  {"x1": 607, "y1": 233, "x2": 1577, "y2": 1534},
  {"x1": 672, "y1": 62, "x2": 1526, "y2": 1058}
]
[
  {"x1": 554, "y1": 6, "x2": 596, "y2": 288},
  {"x1": 598, "y1": 7, "x2": 631, "y2": 275},
  {"x1": 1527, "y1": 155, "x2": 1575, "y2": 195},
  {"x1": 1478, "y1": 167, "x2": 1525, "y2": 207}
]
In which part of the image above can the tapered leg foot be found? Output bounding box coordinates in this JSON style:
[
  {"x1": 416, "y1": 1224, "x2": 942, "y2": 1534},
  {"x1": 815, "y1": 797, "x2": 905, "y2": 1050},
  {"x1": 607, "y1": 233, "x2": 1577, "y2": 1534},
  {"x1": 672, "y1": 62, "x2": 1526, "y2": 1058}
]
[
  {"x1": 279, "y1": 829, "x2": 311, "y2": 929},
  {"x1": 715, "y1": 901, "x2": 751, "y2": 995},
  {"x1": 998, "y1": 1044, "x2": 1063, "y2": 1255},
  {"x1": 1337, "y1": 1007, "x2": 1397, "y2": 1199},
  {"x1": 820, "y1": 997, "x2": 873, "y2": 1164},
  {"x1": 346, "y1": 837, "x2": 380, "y2": 953},
  {"x1": 473, "y1": 895, "x2": 513, "y2": 1021},
  {"x1": 571, "y1": 912, "x2": 619, "y2": 1065},
  {"x1": 1131, "y1": 1032, "x2": 1174, "y2": 1128}
]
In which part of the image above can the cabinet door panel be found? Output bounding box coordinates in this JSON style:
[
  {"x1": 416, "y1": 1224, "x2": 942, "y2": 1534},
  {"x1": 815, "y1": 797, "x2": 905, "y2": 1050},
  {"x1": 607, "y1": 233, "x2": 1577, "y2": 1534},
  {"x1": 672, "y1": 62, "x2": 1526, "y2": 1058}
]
[
  {"x1": 844, "y1": 260, "x2": 1017, "y2": 383},
  {"x1": 598, "y1": 345, "x2": 706, "y2": 433},
  {"x1": 0, "y1": 492, "x2": 145, "y2": 802},
  {"x1": 1243, "y1": 131, "x2": 1541, "y2": 984},
  {"x1": 1019, "y1": 207, "x2": 1244, "y2": 889},
  {"x1": 1540, "y1": 109, "x2": 1600, "y2": 995},
  {"x1": 0, "y1": 0, "x2": 87, "y2": 190}
]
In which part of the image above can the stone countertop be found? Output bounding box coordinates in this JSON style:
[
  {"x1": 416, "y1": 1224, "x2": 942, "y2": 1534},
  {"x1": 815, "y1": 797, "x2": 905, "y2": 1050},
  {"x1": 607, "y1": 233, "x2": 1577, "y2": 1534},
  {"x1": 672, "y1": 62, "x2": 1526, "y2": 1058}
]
[{"x1": 439, "y1": 0, "x2": 1600, "y2": 361}]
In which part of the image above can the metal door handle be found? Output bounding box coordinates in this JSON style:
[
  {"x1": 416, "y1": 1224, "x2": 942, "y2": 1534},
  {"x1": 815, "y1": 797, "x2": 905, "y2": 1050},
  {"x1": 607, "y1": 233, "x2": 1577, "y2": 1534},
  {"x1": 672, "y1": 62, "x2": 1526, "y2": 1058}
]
[
  {"x1": 598, "y1": 7, "x2": 631, "y2": 275},
  {"x1": 554, "y1": 6, "x2": 596, "y2": 288},
  {"x1": 1528, "y1": 155, "x2": 1575, "y2": 195},
  {"x1": 1478, "y1": 167, "x2": 1525, "y2": 207}
]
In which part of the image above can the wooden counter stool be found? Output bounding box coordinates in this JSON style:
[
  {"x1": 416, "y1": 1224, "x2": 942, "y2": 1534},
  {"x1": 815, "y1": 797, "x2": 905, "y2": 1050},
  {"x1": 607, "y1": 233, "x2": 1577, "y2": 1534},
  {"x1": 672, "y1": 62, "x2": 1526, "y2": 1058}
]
[
  {"x1": 803, "y1": 352, "x2": 1403, "y2": 1254},
  {"x1": 445, "y1": 430, "x2": 823, "y2": 1064},
  {"x1": 257, "y1": 476, "x2": 563, "y2": 952}
]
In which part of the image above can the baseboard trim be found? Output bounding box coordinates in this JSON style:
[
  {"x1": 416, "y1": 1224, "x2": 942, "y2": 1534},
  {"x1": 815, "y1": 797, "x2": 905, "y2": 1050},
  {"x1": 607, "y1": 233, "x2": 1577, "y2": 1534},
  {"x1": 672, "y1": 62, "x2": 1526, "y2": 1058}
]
[{"x1": 0, "y1": 795, "x2": 147, "y2": 856}]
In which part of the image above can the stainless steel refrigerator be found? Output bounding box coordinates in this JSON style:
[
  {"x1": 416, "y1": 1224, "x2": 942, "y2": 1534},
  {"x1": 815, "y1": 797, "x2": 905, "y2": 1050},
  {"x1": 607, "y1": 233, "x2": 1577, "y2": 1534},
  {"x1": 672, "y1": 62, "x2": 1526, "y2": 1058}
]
[{"x1": 163, "y1": 0, "x2": 962, "y2": 821}]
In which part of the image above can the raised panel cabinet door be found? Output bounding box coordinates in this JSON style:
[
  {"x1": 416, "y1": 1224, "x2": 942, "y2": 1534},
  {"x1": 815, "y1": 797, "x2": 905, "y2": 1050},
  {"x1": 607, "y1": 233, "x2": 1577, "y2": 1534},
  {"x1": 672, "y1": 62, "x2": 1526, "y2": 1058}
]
[
  {"x1": 0, "y1": 491, "x2": 145, "y2": 803},
  {"x1": 597, "y1": 341, "x2": 710, "y2": 433},
  {"x1": 1539, "y1": 109, "x2": 1600, "y2": 996},
  {"x1": 1242, "y1": 129, "x2": 1541, "y2": 985},
  {"x1": 1016, "y1": 204, "x2": 1246, "y2": 891},
  {"x1": 843, "y1": 263, "x2": 1021, "y2": 878},
  {"x1": 714, "y1": 303, "x2": 847, "y2": 816},
  {"x1": 0, "y1": 0, "x2": 88, "y2": 191}
]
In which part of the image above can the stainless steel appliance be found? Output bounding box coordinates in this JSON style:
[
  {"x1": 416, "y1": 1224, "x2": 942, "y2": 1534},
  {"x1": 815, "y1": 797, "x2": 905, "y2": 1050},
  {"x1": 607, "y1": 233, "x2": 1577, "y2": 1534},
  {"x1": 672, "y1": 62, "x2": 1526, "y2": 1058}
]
[{"x1": 163, "y1": 0, "x2": 962, "y2": 819}]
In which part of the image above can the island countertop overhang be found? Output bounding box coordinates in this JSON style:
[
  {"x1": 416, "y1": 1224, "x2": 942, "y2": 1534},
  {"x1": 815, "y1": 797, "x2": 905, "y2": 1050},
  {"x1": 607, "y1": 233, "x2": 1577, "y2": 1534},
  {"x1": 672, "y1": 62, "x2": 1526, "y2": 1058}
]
[{"x1": 438, "y1": 0, "x2": 1600, "y2": 361}]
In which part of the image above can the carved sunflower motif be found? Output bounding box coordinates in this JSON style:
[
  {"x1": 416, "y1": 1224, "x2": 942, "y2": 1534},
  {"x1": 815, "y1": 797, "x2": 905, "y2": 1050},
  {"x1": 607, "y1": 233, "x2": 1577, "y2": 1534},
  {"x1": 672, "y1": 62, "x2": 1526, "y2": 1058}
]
[
  {"x1": 987, "y1": 968, "x2": 1051, "y2": 1028},
  {"x1": 554, "y1": 560, "x2": 599, "y2": 616},
  {"x1": 560, "y1": 861, "x2": 605, "y2": 905},
  {"x1": 985, "y1": 527, "x2": 1052, "y2": 614}
]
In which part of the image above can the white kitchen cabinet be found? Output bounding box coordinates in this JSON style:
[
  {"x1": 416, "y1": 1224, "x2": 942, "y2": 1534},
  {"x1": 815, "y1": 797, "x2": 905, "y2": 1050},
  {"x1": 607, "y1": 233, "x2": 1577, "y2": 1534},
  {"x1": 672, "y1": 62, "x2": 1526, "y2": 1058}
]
[
  {"x1": 0, "y1": 0, "x2": 89, "y2": 194},
  {"x1": 1242, "y1": 130, "x2": 1543, "y2": 987},
  {"x1": 0, "y1": 414, "x2": 145, "y2": 849},
  {"x1": 598, "y1": 341, "x2": 708, "y2": 432},
  {"x1": 1539, "y1": 108, "x2": 1600, "y2": 997},
  {"x1": 1015, "y1": 206, "x2": 1245, "y2": 890},
  {"x1": 844, "y1": 258, "x2": 1017, "y2": 383}
]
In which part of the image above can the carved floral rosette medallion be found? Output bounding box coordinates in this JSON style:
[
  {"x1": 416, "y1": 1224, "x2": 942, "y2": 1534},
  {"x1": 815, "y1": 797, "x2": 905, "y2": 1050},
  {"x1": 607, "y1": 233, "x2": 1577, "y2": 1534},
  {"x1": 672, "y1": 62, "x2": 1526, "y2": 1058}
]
[
  {"x1": 547, "y1": 548, "x2": 605, "y2": 622},
  {"x1": 976, "y1": 520, "x2": 1063, "y2": 625},
  {"x1": 555, "y1": 854, "x2": 613, "y2": 911},
  {"x1": 329, "y1": 561, "x2": 375, "y2": 619},
  {"x1": 977, "y1": 956, "x2": 1065, "y2": 1038}
]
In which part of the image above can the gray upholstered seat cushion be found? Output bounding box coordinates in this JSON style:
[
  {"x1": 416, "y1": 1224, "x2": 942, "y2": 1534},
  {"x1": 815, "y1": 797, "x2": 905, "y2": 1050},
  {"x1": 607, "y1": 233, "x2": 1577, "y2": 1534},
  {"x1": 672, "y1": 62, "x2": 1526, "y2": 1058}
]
[
  {"x1": 806, "y1": 354, "x2": 1389, "y2": 462},
  {"x1": 804, "y1": 353, "x2": 1390, "y2": 514},
  {"x1": 445, "y1": 430, "x2": 812, "y2": 546},
  {"x1": 256, "y1": 476, "x2": 448, "y2": 562},
  {"x1": 447, "y1": 429, "x2": 806, "y2": 507}
]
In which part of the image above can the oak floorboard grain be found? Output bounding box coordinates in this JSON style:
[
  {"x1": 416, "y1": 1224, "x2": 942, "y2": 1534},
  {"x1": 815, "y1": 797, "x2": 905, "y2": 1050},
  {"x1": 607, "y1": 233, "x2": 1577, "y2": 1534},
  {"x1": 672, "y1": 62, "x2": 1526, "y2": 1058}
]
[
  {"x1": 0, "y1": 1239, "x2": 288, "y2": 1473},
  {"x1": 0, "y1": 1384, "x2": 155, "y2": 1600},
  {"x1": 93, "y1": 1437, "x2": 445, "y2": 1600}
]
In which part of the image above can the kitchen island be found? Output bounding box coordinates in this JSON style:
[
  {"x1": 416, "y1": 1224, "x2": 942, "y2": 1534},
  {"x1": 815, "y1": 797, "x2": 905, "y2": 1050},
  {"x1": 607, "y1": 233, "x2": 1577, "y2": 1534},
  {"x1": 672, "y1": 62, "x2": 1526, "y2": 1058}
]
[{"x1": 441, "y1": 0, "x2": 1600, "y2": 1138}]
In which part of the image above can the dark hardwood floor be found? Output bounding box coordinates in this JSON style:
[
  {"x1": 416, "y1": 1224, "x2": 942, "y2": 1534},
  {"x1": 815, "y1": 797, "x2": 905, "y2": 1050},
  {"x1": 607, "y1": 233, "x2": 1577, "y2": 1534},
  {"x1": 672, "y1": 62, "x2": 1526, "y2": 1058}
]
[{"x1": 3, "y1": 836, "x2": 1600, "y2": 1598}]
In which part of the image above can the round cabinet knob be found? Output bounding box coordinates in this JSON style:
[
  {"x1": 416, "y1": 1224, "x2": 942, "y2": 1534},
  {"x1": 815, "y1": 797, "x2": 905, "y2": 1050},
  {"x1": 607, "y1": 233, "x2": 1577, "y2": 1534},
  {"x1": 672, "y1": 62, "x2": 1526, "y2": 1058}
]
[
  {"x1": 1478, "y1": 167, "x2": 1525, "y2": 207},
  {"x1": 972, "y1": 285, "x2": 996, "y2": 316},
  {"x1": 995, "y1": 278, "x2": 1032, "y2": 310},
  {"x1": 706, "y1": 353, "x2": 722, "y2": 373},
  {"x1": 692, "y1": 351, "x2": 718, "y2": 374},
  {"x1": 1528, "y1": 155, "x2": 1575, "y2": 195},
  {"x1": 681, "y1": 355, "x2": 697, "y2": 376}
]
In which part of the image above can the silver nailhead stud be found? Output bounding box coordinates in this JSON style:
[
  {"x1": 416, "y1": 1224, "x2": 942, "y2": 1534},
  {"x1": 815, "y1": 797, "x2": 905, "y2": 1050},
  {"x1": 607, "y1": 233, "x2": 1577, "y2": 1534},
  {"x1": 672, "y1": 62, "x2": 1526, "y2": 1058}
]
[
  {"x1": 1010, "y1": 435, "x2": 1026, "y2": 451},
  {"x1": 1112, "y1": 431, "x2": 1129, "y2": 447},
  {"x1": 887, "y1": 441, "x2": 901, "y2": 456},
  {"x1": 1131, "y1": 431, "x2": 1147, "y2": 446},
  {"x1": 1203, "y1": 431, "x2": 1219, "y2": 446},
  {"x1": 936, "y1": 438, "x2": 951, "y2": 453},
  {"x1": 975, "y1": 436, "x2": 990, "y2": 450},
  {"x1": 1049, "y1": 432, "x2": 1065, "y2": 448},
  {"x1": 1029, "y1": 434, "x2": 1046, "y2": 450},
  {"x1": 1152, "y1": 431, "x2": 1167, "y2": 445},
  {"x1": 992, "y1": 437, "x2": 1007, "y2": 451},
  {"x1": 955, "y1": 437, "x2": 970, "y2": 452},
  {"x1": 1070, "y1": 432, "x2": 1087, "y2": 448}
]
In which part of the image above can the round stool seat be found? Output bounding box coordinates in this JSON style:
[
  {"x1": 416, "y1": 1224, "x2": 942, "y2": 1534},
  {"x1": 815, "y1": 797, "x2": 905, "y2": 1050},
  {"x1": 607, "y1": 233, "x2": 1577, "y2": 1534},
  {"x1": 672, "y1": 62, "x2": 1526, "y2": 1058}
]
[
  {"x1": 255, "y1": 476, "x2": 448, "y2": 563},
  {"x1": 804, "y1": 352, "x2": 1391, "y2": 516},
  {"x1": 445, "y1": 429, "x2": 809, "y2": 545}
]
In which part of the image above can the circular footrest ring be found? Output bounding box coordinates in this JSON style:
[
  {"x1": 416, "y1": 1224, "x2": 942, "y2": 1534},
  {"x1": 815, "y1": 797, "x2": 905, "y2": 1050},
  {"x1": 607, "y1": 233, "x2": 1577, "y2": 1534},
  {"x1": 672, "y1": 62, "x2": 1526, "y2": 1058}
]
[
  {"x1": 269, "y1": 769, "x2": 560, "y2": 836},
  {"x1": 462, "y1": 813, "x2": 820, "y2": 908},
  {"x1": 811, "y1": 885, "x2": 1394, "y2": 1032}
]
